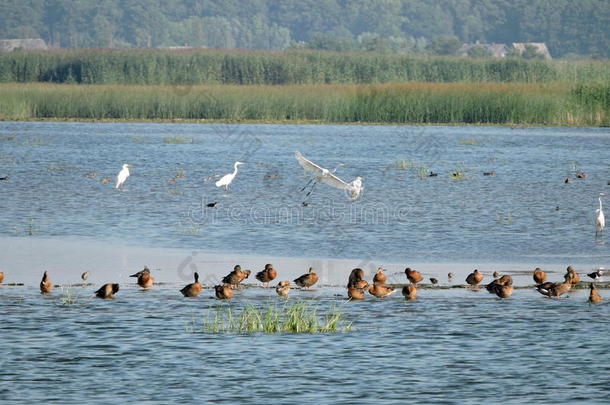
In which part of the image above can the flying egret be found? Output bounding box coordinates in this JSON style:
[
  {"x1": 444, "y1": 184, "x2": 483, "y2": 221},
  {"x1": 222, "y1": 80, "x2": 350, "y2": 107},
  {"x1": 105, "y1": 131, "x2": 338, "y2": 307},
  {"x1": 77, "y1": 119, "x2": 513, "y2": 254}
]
[
  {"x1": 116, "y1": 164, "x2": 132, "y2": 189},
  {"x1": 295, "y1": 152, "x2": 363, "y2": 199},
  {"x1": 215, "y1": 161, "x2": 245, "y2": 191},
  {"x1": 596, "y1": 193, "x2": 608, "y2": 236}
]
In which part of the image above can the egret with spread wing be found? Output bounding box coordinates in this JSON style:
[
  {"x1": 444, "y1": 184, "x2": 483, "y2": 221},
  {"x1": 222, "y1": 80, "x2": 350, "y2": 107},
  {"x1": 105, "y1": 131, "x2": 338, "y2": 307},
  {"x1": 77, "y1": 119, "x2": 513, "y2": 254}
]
[{"x1": 295, "y1": 152, "x2": 363, "y2": 199}]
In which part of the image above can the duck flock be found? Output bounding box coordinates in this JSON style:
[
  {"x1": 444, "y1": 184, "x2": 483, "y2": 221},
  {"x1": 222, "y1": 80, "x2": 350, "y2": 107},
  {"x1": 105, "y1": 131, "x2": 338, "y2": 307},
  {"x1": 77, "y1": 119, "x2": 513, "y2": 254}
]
[{"x1": 1, "y1": 263, "x2": 604, "y2": 304}]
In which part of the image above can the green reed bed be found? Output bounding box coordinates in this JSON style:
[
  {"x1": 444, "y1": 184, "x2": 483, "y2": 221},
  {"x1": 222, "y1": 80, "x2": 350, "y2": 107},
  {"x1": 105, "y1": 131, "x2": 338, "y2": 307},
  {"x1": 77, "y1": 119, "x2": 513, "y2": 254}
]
[
  {"x1": 0, "y1": 82, "x2": 608, "y2": 126},
  {"x1": 1, "y1": 49, "x2": 610, "y2": 85},
  {"x1": 187, "y1": 301, "x2": 351, "y2": 334}
]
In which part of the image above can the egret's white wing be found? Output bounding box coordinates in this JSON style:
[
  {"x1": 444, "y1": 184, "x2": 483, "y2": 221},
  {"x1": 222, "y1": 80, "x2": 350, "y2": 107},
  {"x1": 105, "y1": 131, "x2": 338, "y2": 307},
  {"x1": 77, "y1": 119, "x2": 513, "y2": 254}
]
[
  {"x1": 318, "y1": 172, "x2": 352, "y2": 190},
  {"x1": 295, "y1": 152, "x2": 328, "y2": 176}
]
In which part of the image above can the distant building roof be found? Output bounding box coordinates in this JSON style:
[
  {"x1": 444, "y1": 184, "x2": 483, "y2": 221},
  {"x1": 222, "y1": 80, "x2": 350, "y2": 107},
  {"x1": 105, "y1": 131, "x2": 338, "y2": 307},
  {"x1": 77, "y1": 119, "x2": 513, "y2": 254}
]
[
  {"x1": 458, "y1": 42, "x2": 508, "y2": 58},
  {"x1": 512, "y1": 42, "x2": 552, "y2": 59},
  {"x1": 0, "y1": 38, "x2": 48, "y2": 52}
]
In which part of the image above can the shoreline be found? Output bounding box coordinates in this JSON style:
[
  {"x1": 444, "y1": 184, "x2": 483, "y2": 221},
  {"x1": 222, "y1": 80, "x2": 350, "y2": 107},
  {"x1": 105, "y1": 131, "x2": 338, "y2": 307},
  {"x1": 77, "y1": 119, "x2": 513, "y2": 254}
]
[{"x1": 0, "y1": 236, "x2": 604, "y2": 288}]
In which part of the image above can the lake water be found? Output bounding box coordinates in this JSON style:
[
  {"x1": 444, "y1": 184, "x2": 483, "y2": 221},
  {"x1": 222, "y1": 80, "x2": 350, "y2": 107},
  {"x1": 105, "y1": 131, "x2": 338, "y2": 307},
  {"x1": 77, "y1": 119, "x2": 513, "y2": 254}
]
[{"x1": 1, "y1": 121, "x2": 610, "y2": 403}]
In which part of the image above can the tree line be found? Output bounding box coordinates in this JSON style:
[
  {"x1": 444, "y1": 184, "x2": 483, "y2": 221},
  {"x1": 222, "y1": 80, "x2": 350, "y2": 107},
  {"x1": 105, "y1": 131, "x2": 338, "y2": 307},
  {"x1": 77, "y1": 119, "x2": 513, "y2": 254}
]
[{"x1": 0, "y1": 0, "x2": 608, "y2": 58}]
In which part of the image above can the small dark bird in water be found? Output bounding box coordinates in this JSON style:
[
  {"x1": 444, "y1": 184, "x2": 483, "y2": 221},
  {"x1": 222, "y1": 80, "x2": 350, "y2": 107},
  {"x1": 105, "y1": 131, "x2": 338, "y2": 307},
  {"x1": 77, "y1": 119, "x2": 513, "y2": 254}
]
[
  {"x1": 180, "y1": 272, "x2": 203, "y2": 297},
  {"x1": 302, "y1": 202, "x2": 310, "y2": 207},
  {"x1": 275, "y1": 280, "x2": 291, "y2": 297},
  {"x1": 0, "y1": 176, "x2": 9, "y2": 181},
  {"x1": 483, "y1": 171, "x2": 496, "y2": 176},
  {"x1": 402, "y1": 284, "x2": 417, "y2": 300},
  {"x1": 215, "y1": 285, "x2": 233, "y2": 299},
  {"x1": 466, "y1": 269, "x2": 483, "y2": 286},
  {"x1": 430, "y1": 277, "x2": 438, "y2": 285},
  {"x1": 576, "y1": 172, "x2": 587, "y2": 179},
  {"x1": 81, "y1": 271, "x2": 90, "y2": 281},
  {"x1": 405, "y1": 268, "x2": 423, "y2": 284},
  {"x1": 40, "y1": 271, "x2": 52, "y2": 294},
  {"x1": 294, "y1": 267, "x2": 319, "y2": 289},
  {"x1": 564, "y1": 178, "x2": 572, "y2": 184},
  {"x1": 84, "y1": 173, "x2": 97, "y2": 178},
  {"x1": 589, "y1": 283, "x2": 603, "y2": 304},
  {"x1": 428, "y1": 171, "x2": 438, "y2": 177},
  {"x1": 206, "y1": 202, "x2": 218, "y2": 207},
  {"x1": 448, "y1": 272, "x2": 454, "y2": 281},
  {"x1": 493, "y1": 271, "x2": 500, "y2": 279},
  {"x1": 373, "y1": 267, "x2": 387, "y2": 285},
  {"x1": 95, "y1": 283, "x2": 119, "y2": 299},
  {"x1": 256, "y1": 264, "x2": 277, "y2": 287},
  {"x1": 587, "y1": 269, "x2": 604, "y2": 280},
  {"x1": 533, "y1": 267, "x2": 547, "y2": 284},
  {"x1": 222, "y1": 265, "x2": 250, "y2": 289},
  {"x1": 130, "y1": 266, "x2": 154, "y2": 288},
  {"x1": 100, "y1": 177, "x2": 111, "y2": 183}
]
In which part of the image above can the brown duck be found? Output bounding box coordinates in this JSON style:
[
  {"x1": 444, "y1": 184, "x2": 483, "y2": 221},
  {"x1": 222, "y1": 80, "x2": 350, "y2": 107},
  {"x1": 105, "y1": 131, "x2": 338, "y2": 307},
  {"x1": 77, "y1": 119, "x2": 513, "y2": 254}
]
[
  {"x1": 466, "y1": 269, "x2": 484, "y2": 286},
  {"x1": 293, "y1": 267, "x2": 319, "y2": 289},
  {"x1": 368, "y1": 284, "x2": 396, "y2": 298},
  {"x1": 130, "y1": 266, "x2": 154, "y2": 288},
  {"x1": 0, "y1": 271, "x2": 4, "y2": 283},
  {"x1": 486, "y1": 275, "x2": 513, "y2": 299},
  {"x1": 215, "y1": 285, "x2": 234, "y2": 299},
  {"x1": 95, "y1": 283, "x2": 119, "y2": 299},
  {"x1": 566, "y1": 266, "x2": 580, "y2": 285},
  {"x1": 347, "y1": 268, "x2": 366, "y2": 288},
  {"x1": 180, "y1": 272, "x2": 203, "y2": 297},
  {"x1": 256, "y1": 264, "x2": 277, "y2": 287},
  {"x1": 275, "y1": 280, "x2": 291, "y2": 297},
  {"x1": 222, "y1": 265, "x2": 250, "y2": 289},
  {"x1": 533, "y1": 267, "x2": 547, "y2": 284},
  {"x1": 588, "y1": 283, "x2": 603, "y2": 304},
  {"x1": 373, "y1": 267, "x2": 387, "y2": 285},
  {"x1": 536, "y1": 274, "x2": 572, "y2": 298},
  {"x1": 405, "y1": 267, "x2": 423, "y2": 284},
  {"x1": 402, "y1": 284, "x2": 417, "y2": 300},
  {"x1": 347, "y1": 286, "x2": 366, "y2": 300},
  {"x1": 40, "y1": 271, "x2": 52, "y2": 294}
]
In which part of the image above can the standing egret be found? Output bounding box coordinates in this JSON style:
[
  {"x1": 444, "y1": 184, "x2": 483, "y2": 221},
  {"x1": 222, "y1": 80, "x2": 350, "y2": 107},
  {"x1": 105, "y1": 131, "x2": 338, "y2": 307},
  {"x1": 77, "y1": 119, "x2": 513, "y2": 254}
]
[
  {"x1": 215, "y1": 161, "x2": 245, "y2": 191},
  {"x1": 596, "y1": 193, "x2": 608, "y2": 236},
  {"x1": 295, "y1": 152, "x2": 363, "y2": 200},
  {"x1": 116, "y1": 164, "x2": 132, "y2": 189}
]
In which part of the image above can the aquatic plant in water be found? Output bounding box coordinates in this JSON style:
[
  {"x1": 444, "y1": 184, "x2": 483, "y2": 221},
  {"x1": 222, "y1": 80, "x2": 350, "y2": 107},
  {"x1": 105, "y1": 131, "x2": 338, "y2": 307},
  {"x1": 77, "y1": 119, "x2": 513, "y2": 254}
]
[{"x1": 188, "y1": 302, "x2": 351, "y2": 334}]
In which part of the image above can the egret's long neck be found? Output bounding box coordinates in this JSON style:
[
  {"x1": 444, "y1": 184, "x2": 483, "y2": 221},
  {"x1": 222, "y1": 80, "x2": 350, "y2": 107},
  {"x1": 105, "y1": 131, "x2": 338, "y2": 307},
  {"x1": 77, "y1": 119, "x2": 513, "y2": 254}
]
[
  {"x1": 600, "y1": 197, "x2": 603, "y2": 211},
  {"x1": 233, "y1": 164, "x2": 240, "y2": 175}
]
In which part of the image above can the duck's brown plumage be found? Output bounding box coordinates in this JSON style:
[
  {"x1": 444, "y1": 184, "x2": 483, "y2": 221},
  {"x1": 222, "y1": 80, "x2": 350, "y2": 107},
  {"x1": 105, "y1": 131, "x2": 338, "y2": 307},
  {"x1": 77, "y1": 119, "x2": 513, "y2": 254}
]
[
  {"x1": 347, "y1": 268, "x2": 366, "y2": 288},
  {"x1": 180, "y1": 272, "x2": 203, "y2": 297},
  {"x1": 0, "y1": 271, "x2": 4, "y2": 283},
  {"x1": 533, "y1": 267, "x2": 547, "y2": 284},
  {"x1": 347, "y1": 287, "x2": 366, "y2": 300},
  {"x1": 215, "y1": 285, "x2": 234, "y2": 299},
  {"x1": 95, "y1": 283, "x2": 119, "y2": 299},
  {"x1": 222, "y1": 265, "x2": 250, "y2": 288},
  {"x1": 293, "y1": 267, "x2": 319, "y2": 289},
  {"x1": 466, "y1": 269, "x2": 484, "y2": 286},
  {"x1": 256, "y1": 264, "x2": 277, "y2": 286},
  {"x1": 486, "y1": 275, "x2": 513, "y2": 298},
  {"x1": 566, "y1": 266, "x2": 580, "y2": 285},
  {"x1": 275, "y1": 280, "x2": 291, "y2": 297},
  {"x1": 130, "y1": 266, "x2": 154, "y2": 288},
  {"x1": 368, "y1": 284, "x2": 396, "y2": 298},
  {"x1": 589, "y1": 283, "x2": 603, "y2": 304},
  {"x1": 373, "y1": 268, "x2": 387, "y2": 285},
  {"x1": 402, "y1": 284, "x2": 417, "y2": 300},
  {"x1": 405, "y1": 267, "x2": 423, "y2": 284},
  {"x1": 40, "y1": 271, "x2": 52, "y2": 294},
  {"x1": 536, "y1": 274, "x2": 572, "y2": 298}
]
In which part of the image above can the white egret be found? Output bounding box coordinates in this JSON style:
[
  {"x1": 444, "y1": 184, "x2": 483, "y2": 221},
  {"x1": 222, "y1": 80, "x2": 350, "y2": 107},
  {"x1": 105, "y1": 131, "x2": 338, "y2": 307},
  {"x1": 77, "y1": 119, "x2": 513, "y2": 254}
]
[
  {"x1": 596, "y1": 193, "x2": 608, "y2": 236},
  {"x1": 215, "y1": 161, "x2": 245, "y2": 191},
  {"x1": 295, "y1": 152, "x2": 363, "y2": 199},
  {"x1": 116, "y1": 164, "x2": 132, "y2": 189}
]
